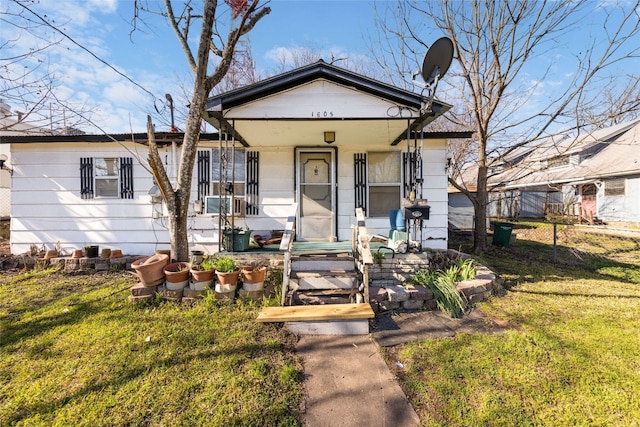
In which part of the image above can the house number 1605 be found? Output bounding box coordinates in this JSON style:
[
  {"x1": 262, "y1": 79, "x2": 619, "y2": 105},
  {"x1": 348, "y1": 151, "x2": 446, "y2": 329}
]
[{"x1": 312, "y1": 111, "x2": 334, "y2": 118}]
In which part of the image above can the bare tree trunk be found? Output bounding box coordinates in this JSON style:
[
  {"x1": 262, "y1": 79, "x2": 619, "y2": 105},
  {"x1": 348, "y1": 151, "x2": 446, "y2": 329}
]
[
  {"x1": 143, "y1": 0, "x2": 270, "y2": 262},
  {"x1": 473, "y1": 166, "x2": 488, "y2": 252}
]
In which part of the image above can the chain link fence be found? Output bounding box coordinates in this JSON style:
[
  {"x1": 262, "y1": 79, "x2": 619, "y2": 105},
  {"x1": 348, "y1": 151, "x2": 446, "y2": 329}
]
[{"x1": 450, "y1": 220, "x2": 640, "y2": 267}]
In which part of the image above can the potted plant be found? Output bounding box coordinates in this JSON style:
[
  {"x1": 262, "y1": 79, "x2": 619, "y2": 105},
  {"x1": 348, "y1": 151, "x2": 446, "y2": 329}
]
[
  {"x1": 164, "y1": 262, "x2": 191, "y2": 290},
  {"x1": 214, "y1": 255, "x2": 240, "y2": 291},
  {"x1": 84, "y1": 244, "x2": 99, "y2": 258},
  {"x1": 190, "y1": 256, "x2": 216, "y2": 290},
  {"x1": 132, "y1": 253, "x2": 169, "y2": 287}
]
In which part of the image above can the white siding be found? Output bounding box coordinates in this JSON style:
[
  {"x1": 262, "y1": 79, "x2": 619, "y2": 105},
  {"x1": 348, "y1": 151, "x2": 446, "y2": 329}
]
[
  {"x1": 225, "y1": 80, "x2": 421, "y2": 120},
  {"x1": 598, "y1": 175, "x2": 640, "y2": 223},
  {"x1": 11, "y1": 138, "x2": 450, "y2": 255},
  {"x1": 10, "y1": 142, "x2": 168, "y2": 255}
]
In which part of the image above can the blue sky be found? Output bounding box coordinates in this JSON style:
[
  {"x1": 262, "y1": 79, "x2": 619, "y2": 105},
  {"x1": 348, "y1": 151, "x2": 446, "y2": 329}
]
[
  {"x1": 1, "y1": 0, "x2": 638, "y2": 135},
  {"x1": 2, "y1": 0, "x2": 386, "y2": 134}
]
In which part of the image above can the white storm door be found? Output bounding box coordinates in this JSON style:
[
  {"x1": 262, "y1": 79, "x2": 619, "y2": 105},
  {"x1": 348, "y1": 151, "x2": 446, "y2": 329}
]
[{"x1": 296, "y1": 150, "x2": 336, "y2": 241}]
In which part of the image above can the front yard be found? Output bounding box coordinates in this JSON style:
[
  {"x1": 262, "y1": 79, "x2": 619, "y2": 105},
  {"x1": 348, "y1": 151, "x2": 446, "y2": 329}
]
[
  {"x1": 0, "y1": 268, "x2": 303, "y2": 426},
  {"x1": 1, "y1": 223, "x2": 639, "y2": 426}
]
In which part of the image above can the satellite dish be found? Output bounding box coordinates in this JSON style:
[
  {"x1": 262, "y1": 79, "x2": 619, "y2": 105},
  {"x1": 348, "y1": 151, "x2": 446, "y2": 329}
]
[{"x1": 421, "y1": 37, "x2": 454, "y2": 85}]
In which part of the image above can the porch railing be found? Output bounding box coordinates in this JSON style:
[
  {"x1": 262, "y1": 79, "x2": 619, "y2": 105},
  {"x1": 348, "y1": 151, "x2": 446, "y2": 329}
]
[
  {"x1": 353, "y1": 208, "x2": 373, "y2": 303},
  {"x1": 279, "y1": 203, "x2": 298, "y2": 306},
  {"x1": 544, "y1": 202, "x2": 581, "y2": 220}
]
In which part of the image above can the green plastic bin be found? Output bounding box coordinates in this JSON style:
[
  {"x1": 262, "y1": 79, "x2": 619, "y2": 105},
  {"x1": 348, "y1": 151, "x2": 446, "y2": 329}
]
[
  {"x1": 223, "y1": 230, "x2": 251, "y2": 252},
  {"x1": 492, "y1": 222, "x2": 514, "y2": 247}
]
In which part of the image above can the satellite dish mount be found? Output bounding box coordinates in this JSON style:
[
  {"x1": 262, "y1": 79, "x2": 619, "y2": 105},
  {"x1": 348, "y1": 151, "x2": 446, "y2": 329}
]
[{"x1": 414, "y1": 37, "x2": 454, "y2": 113}]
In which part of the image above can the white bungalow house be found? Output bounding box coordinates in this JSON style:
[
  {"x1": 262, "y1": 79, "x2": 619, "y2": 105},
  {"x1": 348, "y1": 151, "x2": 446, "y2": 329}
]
[{"x1": 3, "y1": 61, "x2": 464, "y2": 256}]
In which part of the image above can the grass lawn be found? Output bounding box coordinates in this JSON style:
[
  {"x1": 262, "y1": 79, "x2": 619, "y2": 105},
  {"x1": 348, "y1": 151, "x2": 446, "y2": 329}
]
[
  {"x1": 2, "y1": 223, "x2": 639, "y2": 426},
  {"x1": 0, "y1": 267, "x2": 303, "y2": 426},
  {"x1": 387, "y1": 225, "x2": 640, "y2": 426}
]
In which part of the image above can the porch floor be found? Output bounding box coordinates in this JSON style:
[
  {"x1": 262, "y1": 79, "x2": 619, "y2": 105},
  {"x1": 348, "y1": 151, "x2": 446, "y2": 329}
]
[{"x1": 221, "y1": 240, "x2": 388, "y2": 255}]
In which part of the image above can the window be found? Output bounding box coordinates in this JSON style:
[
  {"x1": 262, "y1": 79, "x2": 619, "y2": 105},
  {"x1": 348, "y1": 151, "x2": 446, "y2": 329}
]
[
  {"x1": 80, "y1": 157, "x2": 133, "y2": 199},
  {"x1": 197, "y1": 148, "x2": 259, "y2": 215},
  {"x1": 547, "y1": 155, "x2": 570, "y2": 168},
  {"x1": 367, "y1": 152, "x2": 401, "y2": 217},
  {"x1": 212, "y1": 148, "x2": 246, "y2": 196},
  {"x1": 95, "y1": 158, "x2": 119, "y2": 197},
  {"x1": 604, "y1": 178, "x2": 625, "y2": 196}
]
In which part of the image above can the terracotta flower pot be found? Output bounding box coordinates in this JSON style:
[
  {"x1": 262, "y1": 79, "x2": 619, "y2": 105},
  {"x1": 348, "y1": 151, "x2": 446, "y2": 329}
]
[
  {"x1": 132, "y1": 253, "x2": 169, "y2": 287},
  {"x1": 110, "y1": 249, "x2": 123, "y2": 258},
  {"x1": 72, "y1": 249, "x2": 84, "y2": 259},
  {"x1": 44, "y1": 250, "x2": 58, "y2": 259},
  {"x1": 215, "y1": 269, "x2": 240, "y2": 286},
  {"x1": 190, "y1": 266, "x2": 215, "y2": 284},
  {"x1": 242, "y1": 266, "x2": 267, "y2": 284},
  {"x1": 164, "y1": 262, "x2": 191, "y2": 283}
]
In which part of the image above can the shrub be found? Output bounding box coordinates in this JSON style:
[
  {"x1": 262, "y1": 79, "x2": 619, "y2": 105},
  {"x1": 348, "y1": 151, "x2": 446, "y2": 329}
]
[{"x1": 407, "y1": 267, "x2": 467, "y2": 318}]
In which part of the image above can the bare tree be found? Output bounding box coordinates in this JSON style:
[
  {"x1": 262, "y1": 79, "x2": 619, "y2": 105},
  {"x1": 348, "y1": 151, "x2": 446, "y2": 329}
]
[
  {"x1": 0, "y1": 1, "x2": 92, "y2": 134},
  {"x1": 143, "y1": 0, "x2": 270, "y2": 261},
  {"x1": 375, "y1": 0, "x2": 640, "y2": 252},
  {"x1": 578, "y1": 75, "x2": 640, "y2": 127}
]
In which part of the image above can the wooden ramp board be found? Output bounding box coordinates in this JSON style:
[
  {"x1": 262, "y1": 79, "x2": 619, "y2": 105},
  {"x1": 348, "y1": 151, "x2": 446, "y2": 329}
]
[{"x1": 257, "y1": 303, "x2": 375, "y2": 323}]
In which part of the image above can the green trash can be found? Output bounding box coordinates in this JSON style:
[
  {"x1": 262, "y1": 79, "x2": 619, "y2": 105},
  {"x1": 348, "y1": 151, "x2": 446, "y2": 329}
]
[{"x1": 492, "y1": 222, "x2": 514, "y2": 247}]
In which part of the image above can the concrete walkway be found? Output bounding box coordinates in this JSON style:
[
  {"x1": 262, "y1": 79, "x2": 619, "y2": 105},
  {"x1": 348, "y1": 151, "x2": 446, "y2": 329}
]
[
  {"x1": 296, "y1": 334, "x2": 420, "y2": 427},
  {"x1": 296, "y1": 309, "x2": 505, "y2": 426}
]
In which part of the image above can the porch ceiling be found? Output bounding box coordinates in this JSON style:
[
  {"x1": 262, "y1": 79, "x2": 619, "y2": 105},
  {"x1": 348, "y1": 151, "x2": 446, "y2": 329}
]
[{"x1": 208, "y1": 117, "x2": 417, "y2": 147}]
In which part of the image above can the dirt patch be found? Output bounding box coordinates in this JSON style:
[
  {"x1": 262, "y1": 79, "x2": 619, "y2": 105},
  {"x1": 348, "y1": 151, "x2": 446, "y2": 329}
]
[{"x1": 1, "y1": 220, "x2": 10, "y2": 256}]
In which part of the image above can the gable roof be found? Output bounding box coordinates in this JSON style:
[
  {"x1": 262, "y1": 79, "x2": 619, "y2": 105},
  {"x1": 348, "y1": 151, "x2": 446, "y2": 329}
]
[
  {"x1": 206, "y1": 60, "x2": 445, "y2": 113},
  {"x1": 205, "y1": 60, "x2": 452, "y2": 147}
]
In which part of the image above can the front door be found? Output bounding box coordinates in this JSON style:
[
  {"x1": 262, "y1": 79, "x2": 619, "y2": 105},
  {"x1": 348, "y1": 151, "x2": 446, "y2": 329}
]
[
  {"x1": 581, "y1": 183, "x2": 597, "y2": 220},
  {"x1": 296, "y1": 149, "x2": 336, "y2": 241}
]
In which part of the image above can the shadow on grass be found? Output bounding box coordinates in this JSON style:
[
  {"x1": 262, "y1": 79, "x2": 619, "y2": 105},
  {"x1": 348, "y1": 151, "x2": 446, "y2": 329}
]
[
  {"x1": 509, "y1": 288, "x2": 640, "y2": 299},
  {"x1": 3, "y1": 339, "x2": 273, "y2": 425},
  {"x1": 1, "y1": 300, "x2": 102, "y2": 350},
  {"x1": 453, "y1": 235, "x2": 640, "y2": 286}
]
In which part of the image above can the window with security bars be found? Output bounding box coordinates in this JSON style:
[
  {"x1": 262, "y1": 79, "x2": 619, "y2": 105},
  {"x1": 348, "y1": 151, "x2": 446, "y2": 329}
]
[
  {"x1": 80, "y1": 157, "x2": 133, "y2": 199},
  {"x1": 369, "y1": 151, "x2": 401, "y2": 217},
  {"x1": 604, "y1": 178, "x2": 625, "y2": 196},
  {"x1": 197, "y1": 148, "x2": 259, "y2": 215}
]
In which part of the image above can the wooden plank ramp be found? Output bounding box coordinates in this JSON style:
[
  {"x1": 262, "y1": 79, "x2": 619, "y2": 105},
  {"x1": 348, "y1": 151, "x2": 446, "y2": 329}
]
[{"x1": 257, "y1": 303, "x2": 374, "y2": 323}]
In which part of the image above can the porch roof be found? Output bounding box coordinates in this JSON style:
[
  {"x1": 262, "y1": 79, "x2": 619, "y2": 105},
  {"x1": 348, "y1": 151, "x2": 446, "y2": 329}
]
[{"x1": 205, "y1": 60, "x2": 452, "y2": 148}]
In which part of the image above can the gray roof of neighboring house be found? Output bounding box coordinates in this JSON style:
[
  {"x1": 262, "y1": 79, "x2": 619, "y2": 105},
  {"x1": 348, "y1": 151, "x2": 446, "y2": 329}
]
[
  {"x1": 450, "y1": 119, "x2": 640, "y2": 193},
  {"x1": 497, "y1": 119, "x2": 640, "y2": 189}
]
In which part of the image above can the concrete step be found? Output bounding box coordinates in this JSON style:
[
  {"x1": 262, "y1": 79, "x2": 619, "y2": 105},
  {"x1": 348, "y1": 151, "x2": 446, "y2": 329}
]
[
  {"x1": 291, "y1": 289, "x2": 357, "y2": 305},
  {"x1": 291, "y1": 270, "x2": 357, "y2": 290},
  {"x1": 292, "y1": 254, "x2": 354, "y2": 272}
]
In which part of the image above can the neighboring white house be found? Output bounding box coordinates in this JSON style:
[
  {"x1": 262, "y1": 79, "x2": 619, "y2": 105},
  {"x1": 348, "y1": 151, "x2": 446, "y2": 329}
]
[
  {"x1": 3, "y1": 61, "x2": 463, "y2": 255},
  {"x1": 1, "y1": 100, "x2": 57, "y2": 220}
]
